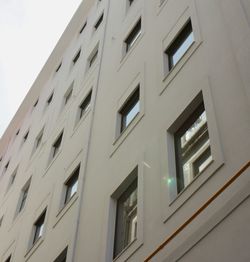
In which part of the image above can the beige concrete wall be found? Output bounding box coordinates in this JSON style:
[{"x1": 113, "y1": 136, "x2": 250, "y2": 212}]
[{"x1": 0, "y1": 0, "x2": 250, "y2": 261}]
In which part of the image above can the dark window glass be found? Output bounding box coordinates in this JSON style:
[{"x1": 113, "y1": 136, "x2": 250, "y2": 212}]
[
  {"x1": 73, "y1": 50, "x2": 81, "y2": 64},
  {"x1": 94, "y1": 13, "x2": 104, "y2": 30},
  {"x1": 55, "y1": 62, "x2": 62, "y2": 73},
  {"x1": 79, "y1": 22, "x2": 87, "y2": 34},
  {"x1": 33, "y1": 99, "x2": 39, "y2": 108},
  {"x1": 79, "y1": 91, "x2": 92, "y2": 119},
  {"x1": 125, "y1": 19, "x2": 141, "y2": 52},
  {"x1": 19, "y1": 182, "x2": 30, "y2": 212},
  {"x1": 53, "y1": 247, "x2": 68, "y2": 262},
  {"x1": 165, "y1": 20, "x2": 194, "y2": 70},
  {"x1": 4, "y1": 255, "x2": 11, "y2": 262},
  {"x1": 47, "y1": 92, "x2": 54, "y2": 105},
  {"x1": 23, "y1": 131, "x2": 29, "y2": 142},
  {"x1": 89, "y1": 49, "x2": 98, "y2": 68},
  {"x1": 119, "y1": 87, "x2": 140, "y2": 133},
  {"x1": 52, "y1": 132, "x2": 63, "y2": 158},
  {"x1": 33, "y1": 210, "x2": 46, "y2": 244},
  {"x1": 113, "y1": 177, "x2": 138, "y2": 258},
  {"x1": 64, "y1": 166, "x2": 80, "y2": 205},
  {"x1": 174, "y1": 102, "x2": 212, "y2": 193}
]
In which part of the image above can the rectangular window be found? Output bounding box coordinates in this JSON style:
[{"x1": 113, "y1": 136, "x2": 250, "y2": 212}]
[
  {"x1": 52, "y1": 131, "x2": 63, "y2": 159},
  {"x1": 125, "y1": 18, "x2": 141, "y2": 52},
  {"x1": 119, "y1": 87, "x2": 140, "y2": 133},
  {"x1": 79, "y1": 21, "x2": 87, "y2": 34},
  {"x1": 73, "y1": 49, "x2": 81, "y2": 64},
  {"x1": 165, "y1": 20, "x2": 194, "y2": 71},
  {"x1": 94, "y1": 13, "x2": 104, "y2": 30},
  {"x1": 174, "y1": 101, "x2": 212, "y2": 193},
  {"x1": 55, "y1": 62, "x2": 62, "y2": 73},
  {"x1": 53, "y1": 247, "x2": 68, "y2": 262},
  {"x1": 113, "y1": 177, "x2": 138, "y2": 258},
  {"x1": 33, "y1": 209, "x2": 46, "y2": 245},
  {"x1": 4, "y1": 255, "x2": 11, "y2": 262},
  {"x1": 64, "y1": 166, "x2": 80, "y2": 205},
  {"x1": 89, "y1": 49, "x2": 98, "y2": 68},
  {"x1": 79, "y1": 91, "x2": 92, "y2": 119},
  {"x1": 35, "y1": 129, "x2": 44, "y2": 151},
  {"x1": 23, "y1": 130, "x2": 29, "y2": 143},
  {"x1": 19, "y1": 180, "x2": 30, "y2": 213},
  {"x1": 47, "y1": 92, "x2": 54, "y2": 106}
]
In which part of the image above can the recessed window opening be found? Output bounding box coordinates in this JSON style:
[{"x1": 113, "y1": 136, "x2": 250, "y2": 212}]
[
  {"x1": 165, "y1": 20, "x2": 194, "y2": 71},
  {"x1": 33, "y1": 99, "x2": 39, "y2": 108},
  {"x1": 9, "y1": 169, "x2": 17, "y2": 187},
  {"x1": 64, "y1": 166, "x2": 80, "y2": 205},
  {"x1": 113, "y1": 176, "x2": 138, "y2": 258},
  {"x1": 5, "y1": 161, "x2": 10, "y2": 172},
  {"x1": 0, "y1": 216, "x2": 3, "y2": 227},
  {"x1": 73, "y1": 49, "x2": 81, "y2": 64},
  {"x1": 125, "y1": 19, "x2": 141, "y2": 52},
  {"x1": 119, "y1": 87, "x2": 140, "y2": 133},
  {"x1": 128, "y1": 0, "x2": 134, "y2": 6},
  {"x1": 23, "y1": 130, "x2": 29, "y2": 143},
  {"x1": 33, "y1": 209, "x2": 46, "y2": 245},
  {"x1": 79, "y1": 91, "x2": 92, "y2": 119},
  {"x1": 174, "y1": 101, "x2": 212, "y2": 193},
  {"x1": 16, "y1": 129, "x2": 20, "y2": 136},
  {"x1": 65, "y1": 89, "x2": 73, "y2": 106},
  {"x1": 52, "y1": 132, "x2": 63, "y2": 158},
  {"x1": 79, "y1": 21, "x2": 87, "y2": 34},
  {"x1": 47, "y1": 92, "x2": 54, "y2": 105},
  {"x1": 89, "y1": 49, "x2": 98, "y2": 68},
  {"x1": 94, "y1": 13, "x2": 104, "y2": 30},
  {"x1": 35, "y1": 129, "x2": 44, "y2": 151},
  {"x1": 55, "y1": 62, "x2": 62, "y2": 73},
  {"x1": 4, "y1": 255, "x2": 11, "y2": 262},
  {"x1": 53, "y1": 247, "x2": 68, "y2": 262},
  {"x1": 19, "y1": 180, "x2": 30, "y2": 213}
]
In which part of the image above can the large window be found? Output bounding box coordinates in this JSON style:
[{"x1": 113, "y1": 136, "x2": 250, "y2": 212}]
[
  {"x1": 64, "y1": 166, "x2": 80, "y2": 205},
  {"x1": 119, "y1": 87, "x2": 140, "y2": 133},
  {"x1": 125, "y1": 19, "x2": 141, "y2": 53},
  {"x1": 113, "y1": 177, "x2": 138, "y2": 258},
  {"x1": 174, "y1": 101, "x2": 212, "y2": 193},
  {"x1": 32, "y1": 209, "x2": 46, "y2": 245},
  {"x1": 165, "y1": 20, "x2": 194, "y2": 71}
]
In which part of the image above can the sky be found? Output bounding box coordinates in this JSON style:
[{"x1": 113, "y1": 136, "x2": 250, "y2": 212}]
[{"x1": 0, "y1": 0, "x2": 83, "y2": 138}]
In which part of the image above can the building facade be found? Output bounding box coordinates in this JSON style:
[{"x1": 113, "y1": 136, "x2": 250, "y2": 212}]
[{"x1": 0, "y1": 0, "x2": 250, "y2": 261}]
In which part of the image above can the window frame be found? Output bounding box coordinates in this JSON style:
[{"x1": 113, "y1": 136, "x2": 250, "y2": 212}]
[
  {"x1": 32, "y1": 210, "x2": 46, "y2": 245},
  {"x1": 53, "y1": 247, "x2": 68, "y2": 262},
  {"x1": 17, "y1": 178, "x2": 31, "y2": 214},
  {"x1": 159, "y1": 79, "x2": 224, "y2": 222},
  {"x1": 72, "y1": 49, "x2": 81, "y2": 65},
  {"x1": 78, "y1": 90, "x2": 92, "y2": 121},
  {"x1": 124, "y1": 18, "x2": 142, "y2": 53},
  {"x1": 94, "y1": 13, "x2": 104, "y2": 31},
  {"x1": 64, "y1": 165, "x2": 80, "y2": 205},
  {"x1": 51, "y1": 131, "x2": 64, "y2": 159},
  {"x1": 106, "y1": 163, "x2": 144, "y2": 262}
]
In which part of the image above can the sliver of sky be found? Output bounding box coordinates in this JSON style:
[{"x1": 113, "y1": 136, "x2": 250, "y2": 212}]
[{"x1": 0, "y1": 0, "x2": 83, "y2": 138}]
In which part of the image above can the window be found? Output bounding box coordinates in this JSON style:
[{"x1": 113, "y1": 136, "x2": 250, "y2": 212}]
[
  {"x1": 0, "y1": 216, "x2": 3, "y2": 227},
  {"x1": 128, "y1": 0, "x2": 134, "y2": 6},
  {"x1": 47, "y1": 92, "x2": 54, "y2": 106},
  {"x1": 174, "y1": 101, "x2": 212, "y2": 193},
  {"x1": 55, "y1": 62, "x2": 62, "y2": 73},
  {"x1": 52, "y1": 131, "x2": 63, "y2": 158},
  {"x1": 79, "y1": 91, "x2": 92, "y2": 119},
  {"x1": 113, "y1": 177, "x2": 138, "y2": 258},
  {"x1": 4, "y1": 161, "x2": 10, "y2": 172},
  {"x1": 79, "y1": 21, "x2": 87, "y2": 34},
  {"x1": 125, "y1": 18, "x2": 141, "y2": 53},
  {"x1": 53, "y1": 247, "x2": 68, "y2": 262},
  {"x1": 64, "y1": 85, "x2": 73, "y2": 106},
  {"x1": 32, "y1": 209, "x2": 46, "y2": 245},
  {"x1": 88, "y1": 48, "x2": 98, "y2": 68},
  {"x1": 94, "y1": 13, "x2": 104, "y2": 30},
  {"x1": 119, "y1": 87, "x2": 140, "y2": 133},
  {"x1": 9, "y1": 168, "x2": 17, "y2": 188},
  {"x1": 4, "y1": 255, "x2": 11, "y2": 262},
  {"x1": 23, "y1": 130, "x2": 29, "y2": 143},
  {"x1": 165, "y1": 20, "x2": 194, "y2": 71},
  {"x1": 18, "y1": 180, "x2": 30, "y2": 213},
  {"x1": 34, "y1": 128, "x2": 44, "y2": 151},
  {"x1": 73, "y1": 49, "x2": 81, "y2": 64},
  {"x1": 16, "y1": 129, "x2": 20, "y2": 136},
  {"x1": 64, "y1": 166, "x2": 80, "y2": 205},
  {"x1": 33, "y1": 99, "x2": 39, "y2": 108}
]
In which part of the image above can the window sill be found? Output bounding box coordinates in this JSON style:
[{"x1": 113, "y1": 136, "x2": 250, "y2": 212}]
[
  {"x1": 110, "y1": 112, "x2": 144, "y2": 157},
  {"x1": 25, "y1": 237, "x2": 44, "y2": 261},
  {"x1": 53, "y1": 193, "x2": 78, "y2": 228}
]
